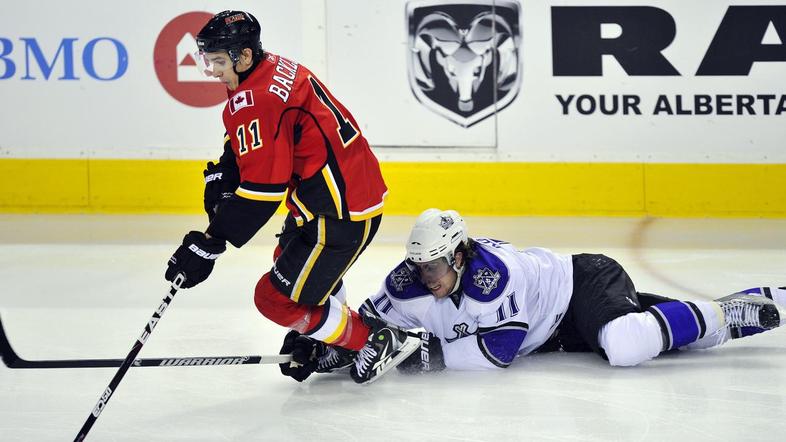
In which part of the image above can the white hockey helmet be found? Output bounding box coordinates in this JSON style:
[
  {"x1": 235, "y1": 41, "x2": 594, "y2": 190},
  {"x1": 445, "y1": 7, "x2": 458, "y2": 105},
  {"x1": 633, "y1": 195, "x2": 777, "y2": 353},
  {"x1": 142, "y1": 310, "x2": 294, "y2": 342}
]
[{"x1": 406, "y1": 208, "x2": 468, "y2": 265}]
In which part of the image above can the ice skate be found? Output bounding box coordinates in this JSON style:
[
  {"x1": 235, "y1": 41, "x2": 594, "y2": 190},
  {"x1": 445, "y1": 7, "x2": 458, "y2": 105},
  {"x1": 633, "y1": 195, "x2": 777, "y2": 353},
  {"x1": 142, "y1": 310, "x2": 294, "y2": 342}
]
[
  {"x1": 315, "y1": 345, "x2": 356, "y2": 373},
  {"x1": 350, "y1": 319, "x2": 420, "y2": 385},
  {"x1": 715, "y1": 293, "x2": 784, "y2": 330}
]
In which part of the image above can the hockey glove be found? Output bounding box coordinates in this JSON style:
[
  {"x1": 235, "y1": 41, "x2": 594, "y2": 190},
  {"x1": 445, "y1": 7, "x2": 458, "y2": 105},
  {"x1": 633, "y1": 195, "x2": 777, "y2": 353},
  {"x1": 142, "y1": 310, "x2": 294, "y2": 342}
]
[
  {"x1": 165, "y1": 231, "x2": 226, "y2": 289},
  {"x1": 203, "y1": 160, "x2": 240, "y2": 221},
  {"x1": 396, "y1": 331, "x2": 446, "y2": 374},
  {"x1": 279, "y1": 330, "x2": 323, "y2": 382}
]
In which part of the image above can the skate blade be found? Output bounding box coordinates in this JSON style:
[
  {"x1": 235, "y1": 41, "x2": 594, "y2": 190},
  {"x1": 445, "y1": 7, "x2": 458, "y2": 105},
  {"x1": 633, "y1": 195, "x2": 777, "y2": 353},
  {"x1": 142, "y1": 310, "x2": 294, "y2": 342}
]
[{"x1": 360, "y1": 335, "x2": 421, "y2": 385}]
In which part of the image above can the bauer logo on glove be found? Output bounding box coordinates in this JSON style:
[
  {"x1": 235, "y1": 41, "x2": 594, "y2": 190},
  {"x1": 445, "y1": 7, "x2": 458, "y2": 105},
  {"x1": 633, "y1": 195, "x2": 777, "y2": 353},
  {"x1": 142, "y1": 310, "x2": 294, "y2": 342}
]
[{"x1": 165, "y1": 231, "x2": 226, "y2": 289}]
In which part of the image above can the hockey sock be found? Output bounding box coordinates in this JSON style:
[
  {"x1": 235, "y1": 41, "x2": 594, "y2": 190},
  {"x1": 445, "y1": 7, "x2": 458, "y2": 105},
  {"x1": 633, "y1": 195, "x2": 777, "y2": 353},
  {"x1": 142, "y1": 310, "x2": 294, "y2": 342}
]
[
  {"x1": 332, "y1": 283, "x2": 347, "y2": 305},
  {"x1": 303, "y1": 297, "x2": 370, "y2": 351},
  {"x1": 254, "y1": 273, "x2": 370, "y2": 350},
  {"x1": 646, "y1": 301, "x2": 724, "y2": 351}
]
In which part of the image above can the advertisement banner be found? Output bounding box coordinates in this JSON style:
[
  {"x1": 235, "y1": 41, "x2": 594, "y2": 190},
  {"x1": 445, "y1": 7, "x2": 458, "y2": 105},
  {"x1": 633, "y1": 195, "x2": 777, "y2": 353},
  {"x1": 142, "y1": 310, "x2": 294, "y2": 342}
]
[{"x1": 0, "y1": 0, "x2": 784, "y2": 162}]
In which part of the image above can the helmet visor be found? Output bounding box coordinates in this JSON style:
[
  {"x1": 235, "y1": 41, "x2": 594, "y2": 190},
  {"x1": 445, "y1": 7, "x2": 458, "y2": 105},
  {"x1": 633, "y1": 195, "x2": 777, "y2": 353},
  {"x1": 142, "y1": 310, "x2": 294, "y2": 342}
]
[
  {"x1": 410, "y1": 257, "x2": 452, "y2": 285},
  {"x1": 192, "y1": 50, "x2": 233, "y2": 78}
]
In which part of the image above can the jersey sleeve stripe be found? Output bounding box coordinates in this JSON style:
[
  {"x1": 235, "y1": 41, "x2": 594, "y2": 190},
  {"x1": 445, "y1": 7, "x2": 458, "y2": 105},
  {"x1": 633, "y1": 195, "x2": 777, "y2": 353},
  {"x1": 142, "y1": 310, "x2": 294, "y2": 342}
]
[
  {"x1": 477, "y1": 325, "x2": 529, "y2": 368},
  {"x1": 321, "y1": 165, "x2": 344, "y2": 220},
  {"x1": 235, "y1": 186, "x2": 287, "y2": 202},
  {"x1": 348, "y1": 191, "x2": 387, "y2": 221},
  {"x1": 477, "y1": 321, "x2": 529, "y2": 334},
  {"x1": 237, "y1": 181, "x2": 288, "y2": 192}
]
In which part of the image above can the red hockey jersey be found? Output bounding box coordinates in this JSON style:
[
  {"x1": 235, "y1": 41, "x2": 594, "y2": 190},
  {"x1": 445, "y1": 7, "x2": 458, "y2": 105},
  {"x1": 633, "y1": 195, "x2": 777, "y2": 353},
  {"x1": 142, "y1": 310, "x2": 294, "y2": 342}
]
[{"x1": 221, "y1": 52, "x2": 387, "y2": 225}]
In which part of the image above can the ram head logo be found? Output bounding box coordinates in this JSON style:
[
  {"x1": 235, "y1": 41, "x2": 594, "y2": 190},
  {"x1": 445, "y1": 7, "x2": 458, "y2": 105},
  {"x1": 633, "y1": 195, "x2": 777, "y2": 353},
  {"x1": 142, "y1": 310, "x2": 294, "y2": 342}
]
[{"x1": 407, "y1": 1, "x2": 521, "y2": 128}]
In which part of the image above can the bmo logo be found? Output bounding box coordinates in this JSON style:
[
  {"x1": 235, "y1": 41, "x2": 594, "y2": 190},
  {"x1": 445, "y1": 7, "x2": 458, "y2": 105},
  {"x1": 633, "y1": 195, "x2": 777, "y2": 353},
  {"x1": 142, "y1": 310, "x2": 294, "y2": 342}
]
[
  {"x1": 0, "y1": 37, "x2": 128, "y2": 81},
  {"x1": 154, "y1": 11, "x2": 226, "y2": 107}
]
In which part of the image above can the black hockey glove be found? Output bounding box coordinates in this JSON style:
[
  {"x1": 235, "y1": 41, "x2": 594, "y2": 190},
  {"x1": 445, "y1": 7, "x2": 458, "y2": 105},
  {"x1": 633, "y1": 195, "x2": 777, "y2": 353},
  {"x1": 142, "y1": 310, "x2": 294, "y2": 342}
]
[
  {"x1": 279, "y1": 330, "x2": 325, "y2": 382},
  {"x1": 396, "y1": 331, "x2": 446, "y2": 374},
  {"x1": 203, "y1": 160, "x2": 240, "y2": 221},
  {"x1": 165, "y1": 231, "x2": 226, "y2": 289}
]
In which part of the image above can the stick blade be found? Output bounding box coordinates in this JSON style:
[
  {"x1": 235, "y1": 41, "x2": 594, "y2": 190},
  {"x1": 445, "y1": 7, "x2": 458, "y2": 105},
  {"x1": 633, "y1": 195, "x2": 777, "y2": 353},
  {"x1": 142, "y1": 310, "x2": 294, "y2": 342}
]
[{"x1": 0, "y1": 314, "x2": 22, "y2": 367}]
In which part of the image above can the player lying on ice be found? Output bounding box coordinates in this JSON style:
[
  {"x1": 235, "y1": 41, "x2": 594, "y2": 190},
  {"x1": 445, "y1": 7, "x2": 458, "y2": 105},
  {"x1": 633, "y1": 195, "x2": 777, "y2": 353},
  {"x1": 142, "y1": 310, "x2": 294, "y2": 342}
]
[{"x1": 279, "y1": 208, "x2": 785, "y2": 382}]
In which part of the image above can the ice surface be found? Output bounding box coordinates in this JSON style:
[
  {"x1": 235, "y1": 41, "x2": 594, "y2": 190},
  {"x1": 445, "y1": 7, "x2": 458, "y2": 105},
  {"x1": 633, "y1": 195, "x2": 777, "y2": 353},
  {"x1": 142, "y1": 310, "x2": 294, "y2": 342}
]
[{"x1": 1, "y1": 214, "x2": 785, "y2": 441}]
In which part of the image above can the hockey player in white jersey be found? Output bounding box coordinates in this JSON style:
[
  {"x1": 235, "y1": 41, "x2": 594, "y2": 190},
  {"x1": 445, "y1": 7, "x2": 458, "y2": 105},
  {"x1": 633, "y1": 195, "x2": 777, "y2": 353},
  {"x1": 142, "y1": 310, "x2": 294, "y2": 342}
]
[{"x1": 279, "y1": 208, "x2": 785, "y2": 380}]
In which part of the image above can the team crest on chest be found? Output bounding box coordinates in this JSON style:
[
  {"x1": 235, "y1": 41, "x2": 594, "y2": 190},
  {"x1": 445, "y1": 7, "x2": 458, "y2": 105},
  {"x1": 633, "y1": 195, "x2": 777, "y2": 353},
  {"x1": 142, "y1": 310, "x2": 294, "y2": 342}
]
[
  {"x1": 473, "y1": 266, "x2": 500, "y2": 295},
  {"x1": 446, "y1": 322, "x2": 473, "y2": 343},
  {"x1": 390, "y1": 267, "x2": 415, "y2": 292}
]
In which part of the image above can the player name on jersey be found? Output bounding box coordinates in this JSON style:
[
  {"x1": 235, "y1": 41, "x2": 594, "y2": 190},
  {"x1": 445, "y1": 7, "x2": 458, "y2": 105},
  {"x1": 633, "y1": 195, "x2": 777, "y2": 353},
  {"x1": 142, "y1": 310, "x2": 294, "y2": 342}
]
[{"x1": 268, "y1": 55, "x2": 299, "y2": 103}]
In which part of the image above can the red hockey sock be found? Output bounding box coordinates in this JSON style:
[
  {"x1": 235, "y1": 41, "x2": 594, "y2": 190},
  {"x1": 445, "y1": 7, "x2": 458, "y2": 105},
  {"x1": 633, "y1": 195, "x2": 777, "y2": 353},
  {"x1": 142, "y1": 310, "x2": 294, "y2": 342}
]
[{"x1": 254, "y1": 273, "x2": 370, "y2": 350}]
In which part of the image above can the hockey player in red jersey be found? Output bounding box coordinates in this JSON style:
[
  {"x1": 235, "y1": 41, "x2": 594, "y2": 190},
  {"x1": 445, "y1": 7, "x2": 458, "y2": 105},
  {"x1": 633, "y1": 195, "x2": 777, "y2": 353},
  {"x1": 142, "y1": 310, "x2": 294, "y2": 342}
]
[{"x1": 164, "y1": 11, "x2": 417, "y2": 384}]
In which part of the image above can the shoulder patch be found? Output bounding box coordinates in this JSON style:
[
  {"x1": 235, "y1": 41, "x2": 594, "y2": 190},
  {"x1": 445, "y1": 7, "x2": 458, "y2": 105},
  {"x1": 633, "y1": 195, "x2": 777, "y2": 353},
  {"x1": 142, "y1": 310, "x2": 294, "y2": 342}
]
[
  {"x1": 385, "y1": 262, "x2": 431, "y2": 300},
  {"x1": 229, "y1": 90, "x2": 254, "y2": 115},
  {"x1": 473, "y1": 267, "x2": 502, "y2": 295},
  {"x1": 462, "y1": 245, "x2": 509, "y2": 302}
]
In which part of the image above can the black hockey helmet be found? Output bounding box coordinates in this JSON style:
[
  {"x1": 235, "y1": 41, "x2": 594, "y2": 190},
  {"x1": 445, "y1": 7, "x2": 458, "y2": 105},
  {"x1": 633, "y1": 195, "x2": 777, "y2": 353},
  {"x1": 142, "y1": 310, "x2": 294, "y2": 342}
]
[{"x1": 196, "y1": 10, "x2": 263, "y2": 64}]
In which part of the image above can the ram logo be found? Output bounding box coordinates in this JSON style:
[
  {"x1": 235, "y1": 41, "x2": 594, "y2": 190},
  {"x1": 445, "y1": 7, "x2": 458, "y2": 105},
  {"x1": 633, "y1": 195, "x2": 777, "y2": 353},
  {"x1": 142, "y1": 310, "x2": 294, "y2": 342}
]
[{"x1": 406, "y1": 0, "x2": 522, "y2": 128}]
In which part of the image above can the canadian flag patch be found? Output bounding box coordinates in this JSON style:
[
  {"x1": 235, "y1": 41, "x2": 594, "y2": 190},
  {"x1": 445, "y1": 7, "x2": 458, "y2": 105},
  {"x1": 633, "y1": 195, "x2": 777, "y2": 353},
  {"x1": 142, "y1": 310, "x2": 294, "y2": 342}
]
[{"x1": 229, "y1": 90, "x2": 254, "y2": 115}]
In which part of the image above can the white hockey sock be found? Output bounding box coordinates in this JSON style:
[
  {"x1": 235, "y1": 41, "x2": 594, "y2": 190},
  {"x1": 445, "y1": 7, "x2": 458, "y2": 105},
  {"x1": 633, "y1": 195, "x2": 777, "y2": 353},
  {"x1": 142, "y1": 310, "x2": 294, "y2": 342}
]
[
  {"x1": 333, "y1": 284, "x2": 348, "y2": 305},
  {"x1": 681, "y1": 327, "x2": 731, "y2": 350},
  {"x1": 305, "y1": 295, "x2": 350, "y2": 344}
]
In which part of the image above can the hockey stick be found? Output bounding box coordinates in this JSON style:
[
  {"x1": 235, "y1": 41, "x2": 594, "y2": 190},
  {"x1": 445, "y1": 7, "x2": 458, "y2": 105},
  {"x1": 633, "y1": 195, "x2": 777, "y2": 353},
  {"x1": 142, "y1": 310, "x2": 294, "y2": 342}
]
[
  {"x1": 0, "y1": 314, "x2": 291, "y2": 369},
  {"x1": 74, "y1": 273, "x2": 185, "y2": 441}
]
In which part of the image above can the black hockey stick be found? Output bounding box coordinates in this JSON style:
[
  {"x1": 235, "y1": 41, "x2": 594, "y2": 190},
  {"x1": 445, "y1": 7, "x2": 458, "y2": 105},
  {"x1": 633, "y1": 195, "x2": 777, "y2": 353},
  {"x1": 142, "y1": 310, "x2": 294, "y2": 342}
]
[
  {"x1": 0, "y1": 314, "x2": 290, "y2": 369},
  {"x1": 74, "y1": 273, "x2": 185, "y2": 441}
]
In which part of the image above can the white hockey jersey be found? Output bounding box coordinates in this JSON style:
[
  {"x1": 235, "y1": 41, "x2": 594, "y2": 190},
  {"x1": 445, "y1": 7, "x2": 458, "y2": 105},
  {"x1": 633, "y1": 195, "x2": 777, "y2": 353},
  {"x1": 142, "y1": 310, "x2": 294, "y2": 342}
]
[{"x1": 360, "y1": 238, "x2": 574, "y2": 370}]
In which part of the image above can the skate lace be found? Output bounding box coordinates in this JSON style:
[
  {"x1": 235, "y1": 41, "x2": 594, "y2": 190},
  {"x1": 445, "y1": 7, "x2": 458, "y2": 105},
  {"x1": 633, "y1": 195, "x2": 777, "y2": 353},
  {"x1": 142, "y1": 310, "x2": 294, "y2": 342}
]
[
  {"x1": 318, "y1": 347, "x2": 340, "y2": 371},
  {"x1": 724, "y1": 300, "x2": 760, "y2": 327},
  {"x1": 354, "y1": 345, "x2": 378, "y2": 374}
]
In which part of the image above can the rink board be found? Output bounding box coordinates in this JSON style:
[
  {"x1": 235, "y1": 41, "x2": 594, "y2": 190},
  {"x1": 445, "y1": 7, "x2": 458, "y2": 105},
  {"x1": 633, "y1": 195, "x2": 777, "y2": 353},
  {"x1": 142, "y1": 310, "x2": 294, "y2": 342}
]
[{"x1": 1, "y1": 159, "x2": 785, "y2": 217}]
